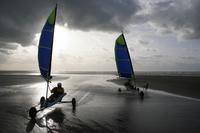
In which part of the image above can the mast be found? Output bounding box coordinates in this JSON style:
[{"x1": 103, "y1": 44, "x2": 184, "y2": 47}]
[
  {"x1": 114, "y1": 39, "x2": 120, "y2": 77},
  {"x1": 48, "y1": 4, "x2": 57, "y2": 81},
  {"x1": 46, "y1": 4, "x2": 57, "y2": 99}
]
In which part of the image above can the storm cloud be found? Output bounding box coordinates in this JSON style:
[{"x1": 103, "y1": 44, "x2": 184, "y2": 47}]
[
  {"x1": 1, "y1": 0, "x2": 200, "y2": 72},
  {"x1": 0, "y1": 0, "x2": 141, "y2": 54},
  {"x1": 61, "y1": 0, "x2": 140, "y2": 31},
  {"x1": 1, "y1": 0, "x2": 200, "y2": 54},
  {"x1": 145, "y1": 0, "x2": 200, "y2": 39},
  {"x1": 0, "y1": 0, "x2": 55, "y2": 51}
]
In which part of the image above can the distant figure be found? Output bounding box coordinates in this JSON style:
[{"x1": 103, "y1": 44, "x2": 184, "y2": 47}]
[{"x1": 49, "y1": 83, "x2": 64, "y2": 101}]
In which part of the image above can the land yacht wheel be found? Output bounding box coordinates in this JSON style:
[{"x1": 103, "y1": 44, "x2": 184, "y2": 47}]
[
  {"x1": 29, "y1": 107, "x2": 37, "y2": 119},
  {"x1": 139, "y1": 91, "x2": 144, "y2": 97},
  {"x1": 72, "y1": 98, "x2": 76, "y2": 107},
  {"x1": 40, "y1": 96, "x2": 46, "y2": 105}
]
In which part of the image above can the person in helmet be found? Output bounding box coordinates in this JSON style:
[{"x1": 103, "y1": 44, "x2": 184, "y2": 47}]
[{"x1": 49, "y1": 83, "x2": 64, "y2": 101}]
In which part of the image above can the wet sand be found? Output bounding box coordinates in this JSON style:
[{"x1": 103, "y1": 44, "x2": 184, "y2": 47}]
[
  {"x1": 136, "y1": 75, "x2": 200, "y2": 99},
  {"x1": 0, "y1": 74, "x2": 68, "y2": 86},
  {"x1": 0, "y1": 73, "x2": 200, "y2": 133}
]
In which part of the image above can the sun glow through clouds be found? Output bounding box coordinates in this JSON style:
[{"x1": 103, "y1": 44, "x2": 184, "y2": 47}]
[{"x1": 53, "y1": 25, "x2": 70, "y2": 52}]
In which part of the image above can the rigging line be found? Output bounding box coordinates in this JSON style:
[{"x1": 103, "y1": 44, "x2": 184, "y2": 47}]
[{"x1": 47, "y1": 83, "x2": 51, "y2": 93}]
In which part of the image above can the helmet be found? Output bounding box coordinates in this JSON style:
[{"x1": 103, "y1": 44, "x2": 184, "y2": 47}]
[{"x1": 57, "y1": 83, "x2": 62, "y2": 87}]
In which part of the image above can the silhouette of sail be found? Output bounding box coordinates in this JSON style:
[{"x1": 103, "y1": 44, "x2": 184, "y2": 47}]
[
  {"x1": 38, "y1": 6, "x2": 57, "y2": 81},
  {"x1": 115, "y1": 33, "x2": 135, "y2": 80}
]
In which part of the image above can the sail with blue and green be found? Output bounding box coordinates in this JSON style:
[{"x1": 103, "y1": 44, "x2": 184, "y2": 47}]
[
  {"x1": 38, "y1": 6, "x2": 57, "y2": 82},
  {"x1": 114, "y1": 33, "x2": 136, "y2": 81}
]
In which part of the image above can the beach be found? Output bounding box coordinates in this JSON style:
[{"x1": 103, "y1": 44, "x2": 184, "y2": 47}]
[{"x1": 0, "y1": 71, "x2": 200, "y2": 133}]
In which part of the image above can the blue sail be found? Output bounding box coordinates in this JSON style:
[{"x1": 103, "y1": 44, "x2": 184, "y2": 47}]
[
  {"x1": 38, "y1": 6, "x2": 57, "y2": 81},
  {"x1": 115, "y1": 33, "x2": 135, "y2": 80}
]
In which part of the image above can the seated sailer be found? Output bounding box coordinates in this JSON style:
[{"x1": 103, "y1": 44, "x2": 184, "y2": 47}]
[{"x1": 48, "y1": 83, "x2": 65, "y2": 102}]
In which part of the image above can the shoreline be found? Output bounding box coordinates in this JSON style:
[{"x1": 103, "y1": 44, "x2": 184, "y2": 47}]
[
  {"x1": 0, "y1": 73, "x2": 200, "y2": 99},
  {"x1": 0, "y1": 75, "x2": 68, "y2": 87},
  {"x1": 1, "y1": 70, "x2": 200, "y2": 77}
]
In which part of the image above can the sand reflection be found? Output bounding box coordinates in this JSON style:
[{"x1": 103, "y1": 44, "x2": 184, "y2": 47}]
[{"x1": 26, "y1": 108, "x2": 65, "y2": 133}]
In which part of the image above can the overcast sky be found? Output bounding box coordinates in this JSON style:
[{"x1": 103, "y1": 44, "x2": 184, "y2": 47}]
[{"x1": 0, "y1": 0, "x2": 200, "y2": 72}]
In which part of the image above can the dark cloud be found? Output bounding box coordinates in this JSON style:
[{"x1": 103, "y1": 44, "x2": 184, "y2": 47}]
[
  {"x1": 0, "y1": 0, "x2": 141, "y2": 54},
  {"x1": 2, "y1": 0, "x2": 200, "y2": 58},
  {"x1": 147, "y1": 0, "x2": 200, "y2": 39},
  {"x1": 0, "y1": 0, "x2": 55, "y2": 53},
  {"x1": 61, "y1": 0, "x2": 140, "y2": 31}
]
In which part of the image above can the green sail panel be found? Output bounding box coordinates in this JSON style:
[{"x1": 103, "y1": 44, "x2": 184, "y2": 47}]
[
  {"x1": 38, "y1": 6, "x2": 57, "y2": 81},
  {"x1": 115, "y1": 34, "x2": 135, "y2": 80}
]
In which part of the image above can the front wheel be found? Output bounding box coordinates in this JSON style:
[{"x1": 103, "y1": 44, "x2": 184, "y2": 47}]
[
  {"x1": 40, "y1": 96, "x2": 45, "y2": 105},
  {"x1": 139, "y1": 91, "x2": 144, "y2": 97},
  {"x1": 72, "y1": 98, "x2": 76, "y2": 107},
  {"x1": 29, "y1": 107, "x2": 37, "y2": 119}
]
